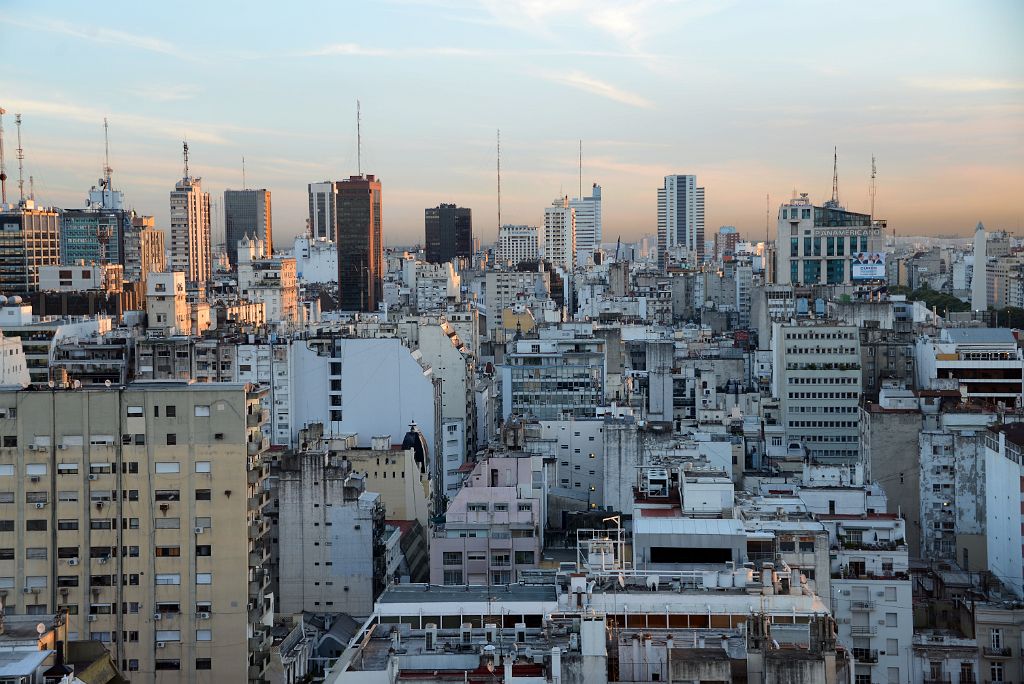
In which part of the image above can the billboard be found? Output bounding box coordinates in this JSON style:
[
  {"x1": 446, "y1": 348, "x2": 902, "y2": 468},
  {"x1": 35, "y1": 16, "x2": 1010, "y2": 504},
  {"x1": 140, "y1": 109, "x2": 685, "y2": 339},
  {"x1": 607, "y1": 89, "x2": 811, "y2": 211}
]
[{"x1": 852, "y1": 252, "x2": 886, "y2": 280}]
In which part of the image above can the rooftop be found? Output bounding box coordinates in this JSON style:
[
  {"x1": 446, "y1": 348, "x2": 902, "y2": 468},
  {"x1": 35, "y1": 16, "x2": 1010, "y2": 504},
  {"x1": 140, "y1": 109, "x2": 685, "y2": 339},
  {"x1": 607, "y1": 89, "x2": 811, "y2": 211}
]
[
  {"x1": 943, "y1": 327, "x2": 1017, "y2": 345},
  {"x1": 378, "y1": 583, "x2": 556, "y2": 605}
]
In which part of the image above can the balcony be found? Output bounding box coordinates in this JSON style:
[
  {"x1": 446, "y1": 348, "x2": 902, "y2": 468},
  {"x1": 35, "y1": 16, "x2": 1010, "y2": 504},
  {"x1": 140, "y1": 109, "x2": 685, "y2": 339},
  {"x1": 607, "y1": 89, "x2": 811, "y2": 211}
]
[
  {"x1": 248, "y1": 493, "x2": 268, "y2": 511},
  {"x1": 249, "y1": 546, "x2": 269, "y2": 567},
  {"x1": 851, "y1": 600, "x2": 875, "y2": 611},
  {"x1": 852, "y1": 648, "x2": 878, "y2": 663},
  {"x1": 849, "y1": 625, "x2": 876, "y2": 636},
  {"x1": 922, "y1": 678, "x2": 952, "y2": 684},
  {"x1": 983, "y1": 646, "x2": 1011, "y2": 658},
  {"x1": 247, "y1": 437, "x2": 268, "y2": 456},
  {"x1": 246, "y1": 409, "x2": 269, "y2": 427},
  {"x1": 248, "y1": 520, "x2": 268, "y2": 540}
]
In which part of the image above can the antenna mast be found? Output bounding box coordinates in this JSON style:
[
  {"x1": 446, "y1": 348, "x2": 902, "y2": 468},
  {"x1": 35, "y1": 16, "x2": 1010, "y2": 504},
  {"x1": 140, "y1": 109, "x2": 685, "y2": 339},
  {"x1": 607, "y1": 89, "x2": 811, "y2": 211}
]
[
  {"x1": 29, "y1": 175, "x2": 34, "y2": 201},
  {"x1": 869, "y1": 155, "x2": 877, "y2": 218},
  {"x1": 830, "y1": 146, "x2": 839, "y2": 207},
  {"x1": 356, "y1": 100, "x2": 362, "y2": 177},
  {"x1": 15, "y1": 113, "x2": 25, "y2": 202},
  {"x1": 0, "y1": 107, "x2": 7, "y2": 205},
  {"x1": 103, "y1": 118, "x2": 112, "y2": 189},
  {"x1": 765, "y1": 193, "x2": 770, "y2": 244},
  {"x1": 578, "y1": 139, "x2": 582, "y2": 198},
  {"x1": 496, "y1": 129, "x2": 502, "y2": 233},
  {"x1": 242, "y1": 156, "x2": 246, "y2": 190},
  {"x1": 182, "y1": 141, "x2": 189, "y2": 180}
]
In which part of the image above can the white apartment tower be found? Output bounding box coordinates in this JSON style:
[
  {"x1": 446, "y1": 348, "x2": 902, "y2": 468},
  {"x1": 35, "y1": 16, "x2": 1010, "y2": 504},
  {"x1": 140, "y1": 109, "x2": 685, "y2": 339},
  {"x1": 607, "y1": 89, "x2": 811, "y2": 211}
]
[
  {"x1": 497, "y1": 225, "x2": 539, "y2": 266},
  {"x1": 169, "y1": 172, "x2": 212, "y2": 287},
  {"x1": 972, "y1": 221, "x2": 987, "y2": 310},
  {"x1": 543, "y1": 197, "x2": 576, "y2": 272},
  {"x1": 657, "y1": 174, "x2": 705, "y2": 269},
  {"x1": 569, "y1": 184, "x2": 602, "y2": 265}
]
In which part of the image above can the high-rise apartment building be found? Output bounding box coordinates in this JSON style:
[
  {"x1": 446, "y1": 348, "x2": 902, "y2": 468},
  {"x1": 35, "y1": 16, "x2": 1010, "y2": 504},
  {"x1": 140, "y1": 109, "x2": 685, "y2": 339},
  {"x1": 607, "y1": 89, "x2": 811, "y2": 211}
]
[
  {"x1": 424, "y1": 204, "x2": 472, "y2": 264},
  {"x1": 224, "y1": 189, "x2": 272, "y2": 268},
  {"x1": 657, "y1": 174, "x2": 705, "y2": 269},
  {"x1": 496, "y1": 225, "x2": 539, "y2": 266},
  {"x1": 336, "y1": 175, "x2": 383, "y2": 312},
  {"x1": 122, "y1": 215, "x2": 165, "y2": 286},
  {"x1": 569, "y1": 184, "x2": 601, "y2": 264},
  {"x1": 0, "y1": 200, "x2": 61, "y2": 294},
  {"x1": 307, "y1": 181, "x2": 338, "y2": 241},
  {"x1": 169, "y1": 173, "x2": 211, "y2": 288},
  {"x1": 542, "y1": 196, "x2": 575, "y2": 272},
  {"x1": 0, "y1": 382, "x2": 274, "y2": 681},
  {"x1": 775, "y1": 192, "x2": 885, "y2": 286}
]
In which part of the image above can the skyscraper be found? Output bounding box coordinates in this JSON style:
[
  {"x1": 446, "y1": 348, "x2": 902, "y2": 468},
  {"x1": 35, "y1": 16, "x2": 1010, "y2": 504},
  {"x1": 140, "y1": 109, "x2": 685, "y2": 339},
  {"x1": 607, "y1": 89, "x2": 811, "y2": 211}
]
[
  {"x1": 569, "y1": 183, "x2": 602, "y2": 265},
  {"x1": 169, "y1": 151, "x2": 211, "y2": 287},
  {"x1": 337, "y1": 174, "x2": 383, "y2": 312},
  {"x1": 0, "y1": 200, "x2": 60, "y2": 294},
  {"x1": 424, "y1": 203, "x2": 472, "y2": 263},
  {"x1": 657, "y1": 174, "x2": 705, "y2": 269},
  {"x1": 497, "y1": 224, "x2": 539, "y2": 266},
  {"x1": 307, "y1": 181, "x2": 337, "y2": 241},
  {"x1": 224, "y1": 188, "x2": 272, "y2": 267},
  {"x1": 543, "y1": 196, "x2": 575, "y2": 272},
  {"x1": 60, "y1": 183, "x2": 130, "y2": 267}
]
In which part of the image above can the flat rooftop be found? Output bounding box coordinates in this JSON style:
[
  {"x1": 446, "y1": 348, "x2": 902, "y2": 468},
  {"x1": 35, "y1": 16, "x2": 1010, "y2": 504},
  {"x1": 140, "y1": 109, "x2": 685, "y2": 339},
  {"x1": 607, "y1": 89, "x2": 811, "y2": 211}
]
[{"x1": 378, "y1": 583, "x2": 557, "y2": 604}]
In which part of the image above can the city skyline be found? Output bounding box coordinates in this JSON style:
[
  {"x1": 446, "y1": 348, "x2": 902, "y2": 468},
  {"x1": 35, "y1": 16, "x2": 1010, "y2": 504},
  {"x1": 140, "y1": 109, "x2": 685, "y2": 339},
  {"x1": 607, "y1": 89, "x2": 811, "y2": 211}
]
[{"x1": 1, "y1": 0, "x2": 1021, "y2": 246}]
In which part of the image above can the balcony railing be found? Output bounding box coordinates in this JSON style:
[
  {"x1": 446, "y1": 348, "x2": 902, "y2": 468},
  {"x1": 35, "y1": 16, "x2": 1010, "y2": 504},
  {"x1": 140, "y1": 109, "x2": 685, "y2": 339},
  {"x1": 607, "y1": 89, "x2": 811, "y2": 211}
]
[
  {"x1": 983, "y1": 646, "x2": 1011, "y2": 658},
  {"x1": 849, "y1": 625, "x2": 876, "y2": 636},
  {"x1": 852, "y1": 648, "x2": 878, "y2": 663}
]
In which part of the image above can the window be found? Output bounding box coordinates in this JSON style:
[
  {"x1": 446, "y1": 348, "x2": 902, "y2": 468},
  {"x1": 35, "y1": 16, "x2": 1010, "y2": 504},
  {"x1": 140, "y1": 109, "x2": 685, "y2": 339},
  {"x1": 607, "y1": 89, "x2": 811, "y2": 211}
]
[
  {"x1": 155, "y1": 574, "x2": 180, "y2": 586},
  {"x1": 57, "y1": 463, "x2": 79, "y2": 475},
  {"x1": 195, "y1": 461, "x2": 211, "y2": 473},
  {"x1": 166, "y1": 434, "x2": 177, "y2": 446},
  {"x1": 196, "y1": 658, "x2": 212, "y2": 670},
  {"x1": 155, "y1": 462, "x2": 179, "y2": 474},
  {"x1": 155, "y1": 547, "x2": 180, "y2": 558},
  {"x1": 196, "y1": 573, "x2": 212, "y2": 585},
  {"x1": 0, "y1": 549, "x2": 13, "y2": 560},
  {"x1": 442, "y1": 570, "x2": 463, "y2": 585},
  {"x1": 195, "y1": 405, "x2": 211, "y2": 417},
  {"x1": 165, "y1": 406, "x2": 176, "y2": 418},
  {"x1": 991, "y1": 663, "x2": 1005, "y2": 682},
  {"x1": 514, "y1": 551, "x2": 535, "y2": 565},
  {"x1": 155, "y1": 518, "x2": 180, "y2": 529},
  {"x1": 196, "y1": 545, "x2": 211, "y2": 557},
  {"x1": 196, "y1": 629, "x2": 212, "y2": 641},
  {"x1": 493, "y1": 503, "x2": 509, "y2": 512},
  {"x1": 155, "y1": 490, "x2": 179, "y2": 502},
  {"x1": 26, "y1": 520, "x2": 47, "y2": 531},
  {"x1": 154, "y1": 660, "x2": 181, "y2": 671},
  {"x1": 57, "y1": 519, "x2": 78, "y2": 531},
  {"x1": 126, "y1": 406, "x2": 143, "y2": 417},
  {"x1": 442, "y1": 552, "x2": 463, "y2": 566},
  {"x1": 885, "y1": 612, "x2": 898, "y2": 627},
  {"x1": 195, "y1": 489, "x2": 211, "y2": 501},
  {"x1": 26, "y1": 464, "x2": 46, "y2": 476},
  {"x1": 26, "y1": 547, "x2": 47, "y2": 560},
  {"x1": 991, "y1": 628, "x2": 1003, "y2": 650}
]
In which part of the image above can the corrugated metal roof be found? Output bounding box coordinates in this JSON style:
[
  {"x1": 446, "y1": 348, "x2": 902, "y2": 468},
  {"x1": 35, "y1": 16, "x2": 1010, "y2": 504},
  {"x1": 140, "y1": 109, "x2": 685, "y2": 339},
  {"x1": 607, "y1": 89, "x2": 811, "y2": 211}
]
[
  {"x1": 944, "y1": 328, "x2": 1016, "y2": 345},
  {"x1": 633, "y1": 517, "x2": 745, "y2": 536}
]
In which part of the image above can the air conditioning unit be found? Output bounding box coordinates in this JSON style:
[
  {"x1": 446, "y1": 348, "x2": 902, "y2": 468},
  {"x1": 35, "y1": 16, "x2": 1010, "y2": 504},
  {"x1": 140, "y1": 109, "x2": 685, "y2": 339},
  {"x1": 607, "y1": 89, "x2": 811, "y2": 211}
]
[
  {"x1": 22, "y1": 587, "x2": 32, "y2": 594},
  {"x1": 194, "y1": 527, "x2": 205, "y2": 534},
  {"x1": 88, "y1": 474, "x2": 98, "y2": 481},
  {"x1": 87, "y1": 615, "x2": 97, "y2": 622},
  {"x1": 68, "y1": 558, "x2": 79, "y2": 566},
  {"x1": 156, "y1": 641, "x2": 166, "y2": 649},
  {"x1": 97, "y1": 557, "x2": 107, "y2": 565},
  {"x1": 29, "y1": 476, "x2": 40, "y2": 483},
  {"x1": 58, "y1": 445, "x2": 68, "y2": 450},
  {"x1": 153, "y1": 612, "x2": 162, "y2": 620},
  {"x1": 35, "y1": 502, "x2": 46, "y2": 509},
  {"x1": 197, "y1": 611, "x2": 211, "y2": 619}
]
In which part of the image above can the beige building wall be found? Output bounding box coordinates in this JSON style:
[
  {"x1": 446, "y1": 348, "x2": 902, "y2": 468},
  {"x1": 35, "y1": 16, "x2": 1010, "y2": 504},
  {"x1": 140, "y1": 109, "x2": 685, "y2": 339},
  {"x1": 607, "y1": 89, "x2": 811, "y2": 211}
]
[
  {"x1": 0, "y1": 382, "x2": 272, "y2": 682},
  {"x1": 344, "y1": 445, "x2": 430, "y2": 529}
]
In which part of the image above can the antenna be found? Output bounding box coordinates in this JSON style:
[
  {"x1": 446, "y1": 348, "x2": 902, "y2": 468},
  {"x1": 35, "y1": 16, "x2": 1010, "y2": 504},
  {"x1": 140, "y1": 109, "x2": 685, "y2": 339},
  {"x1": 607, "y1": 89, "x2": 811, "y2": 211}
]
[
  {"x1": 869, "y1": 154, "x2": 877, "y2": 218},
  {"x1": 578, "y1": 139, "x2": 582, "y2": 199},
  {"x1": 182, "y1": 141, "x2": 189, "y2": 180},
  {"x1": 0, "y1": 107, "x2": 7, "y2": 205},
  {"x1": 103, "y1": 118, "x2": 112, "y2": 190},
  {"x1": 765, "y1": 193, "x2": 770, "y2": 244},
  {"x1": 493, "y1": 127, "x2": 497, "y2": 232},
  {"x1": 831, "y1": 146, "x2": 839, "y2": 207},
  {"x1": 29, "y1": 175, "x2": 34, "y2": 201},
  {"x1": 242, "y1": 156, "x2": 246, "y2": 190},
  {"x1": 15, "y1": 113, "x2": 25, "y2": 202},
  {"x1": 356, "y1": 100, "x2": 362, "y2": 177}
]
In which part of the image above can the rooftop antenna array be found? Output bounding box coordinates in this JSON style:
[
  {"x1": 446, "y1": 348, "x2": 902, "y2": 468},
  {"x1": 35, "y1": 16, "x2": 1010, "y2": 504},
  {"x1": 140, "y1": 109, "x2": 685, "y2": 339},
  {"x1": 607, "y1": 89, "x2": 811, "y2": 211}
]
[
  {"x1": 356, "y1": 100, "x2": 362, "y2": 177},
  {"x1": 0, "y1": 107, "x2": 8, "y2": 205},
  {"x1": 831, "y1": 146, "x2": 840, "y2": 207},
  {"x1": 182, "y1": 141, "x2": 190, "y2": 180},
  {"x1": 765, "y1": 193, "x2": 770, "y2": 244},
  {"x1": 242, "y1": 156, "x2": 246, "y2": 190},
  {"x1": 16, "y1": 113, "x2": 25, "y2": 202},
  {"x1": 578, "y1": 139, "x2": 582, "y2": 199}
]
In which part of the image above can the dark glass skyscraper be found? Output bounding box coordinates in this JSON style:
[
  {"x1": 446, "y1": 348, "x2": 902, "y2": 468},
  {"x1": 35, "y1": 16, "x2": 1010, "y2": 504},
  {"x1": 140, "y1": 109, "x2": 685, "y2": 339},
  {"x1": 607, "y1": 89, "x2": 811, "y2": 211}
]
[
  {"x1": 424, "y1": 203, "x2": 472, "y2": 263},
  {"x1": 224, "y1": 189, "x2": 272, "y2": 267},
  {"x1": 336, "y1": 175, "x2": 382, "y2": 312}
]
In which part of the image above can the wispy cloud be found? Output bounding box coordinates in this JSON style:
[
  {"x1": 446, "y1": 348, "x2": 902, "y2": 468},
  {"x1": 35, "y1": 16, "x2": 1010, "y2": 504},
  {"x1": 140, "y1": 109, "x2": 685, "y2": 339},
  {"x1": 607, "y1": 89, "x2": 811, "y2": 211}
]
[
  {"x1": 542, "y1": 71, "x2": 655, "y2": 109},
  {"x1": 301, "y1": 42, "x2": 658, "y2": 60},
  {"x1": 126, "y1": 84, "x2": 202, "y2": 103},
  {"x1": 0, "y1": 16, "x2": 191, "y2": 60},
  {"x1": 909, "y1": 77, "x2": 1024, "y2": 93}
]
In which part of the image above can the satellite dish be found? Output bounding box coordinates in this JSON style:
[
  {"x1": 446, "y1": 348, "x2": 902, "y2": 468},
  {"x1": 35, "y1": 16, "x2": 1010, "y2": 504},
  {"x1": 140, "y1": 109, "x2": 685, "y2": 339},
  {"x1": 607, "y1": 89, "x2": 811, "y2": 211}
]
[{"x1": 36, "y1": 623, "x2": 46, "y2": 635}]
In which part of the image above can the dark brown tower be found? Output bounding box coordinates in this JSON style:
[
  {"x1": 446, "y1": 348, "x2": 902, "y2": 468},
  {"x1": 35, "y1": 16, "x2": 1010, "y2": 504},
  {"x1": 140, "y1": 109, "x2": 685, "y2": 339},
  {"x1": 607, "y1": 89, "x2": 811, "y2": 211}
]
[{"x1": 336, "y1": 174, "x2": 383, "y2": 311}]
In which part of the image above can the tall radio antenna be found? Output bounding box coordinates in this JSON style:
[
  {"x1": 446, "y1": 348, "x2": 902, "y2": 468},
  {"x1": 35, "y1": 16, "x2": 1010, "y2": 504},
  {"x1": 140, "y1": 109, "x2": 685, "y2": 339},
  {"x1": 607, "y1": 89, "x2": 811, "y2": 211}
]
[
  {"x1": 869, "y1": 154, "x2": 877, "y2": 218},
  {"x1": 0, "y1": 107, "x2": 7, "y2": 205},
  {"x1": 578, "y1": 139, "x2": 582, "y2": 199},
  {"x1": 493, "y1": 127, "x2": 497, "y2": 232},
  {"x1": 830, "y1": 146, "x2": 839, "y2": 207},
  {"x1": 242, "y1": 156, "x2": 247, "y2": 190},
  {"x1": 182, "y1": 141, "x2": 190, "y2": 180},
  {"x1": 15, "y1": 113, "x2": 25, "y2": 202},
  {"x1": 356, "y1": 100, "x2": 362, "y2": 177},
  {"x1": 765, "y1": 193, "x2": 770, "y2": 244},
  {"x1": 103, "y1": 118, "x2": 113, "y2": 189}
]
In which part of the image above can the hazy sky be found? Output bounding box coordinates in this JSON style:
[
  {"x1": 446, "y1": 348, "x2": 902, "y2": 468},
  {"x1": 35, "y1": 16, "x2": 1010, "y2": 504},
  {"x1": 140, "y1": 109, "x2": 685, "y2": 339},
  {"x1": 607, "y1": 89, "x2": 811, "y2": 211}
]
[{"x1": 1, "y1": 0, "x2": 1022, "y2": 247}]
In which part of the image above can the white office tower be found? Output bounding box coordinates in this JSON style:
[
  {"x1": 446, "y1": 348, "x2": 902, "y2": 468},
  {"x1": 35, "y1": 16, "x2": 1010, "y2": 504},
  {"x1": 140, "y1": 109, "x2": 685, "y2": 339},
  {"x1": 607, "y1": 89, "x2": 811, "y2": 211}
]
[
  {"x1": 543, "y1": 196, "x2": 576, "y2": 271},
  {"x1": 307, "y1": 181, "x2": 338, "y2": 240},
  {"x1": 497, "y1": 225, "x2": 539, "y2": 266},
  {"x1": 169, "y1": 175, "x2": 212, "y2": 287},
  {"x1": 657, "y1": 174, "x2": 705, "y2": 269},
  {"x1": 972, "y1": 221, "x2": 987, "y2": 310},
  {"x1": 569, "y1": 183, "x2": 602, "y2": 265}
]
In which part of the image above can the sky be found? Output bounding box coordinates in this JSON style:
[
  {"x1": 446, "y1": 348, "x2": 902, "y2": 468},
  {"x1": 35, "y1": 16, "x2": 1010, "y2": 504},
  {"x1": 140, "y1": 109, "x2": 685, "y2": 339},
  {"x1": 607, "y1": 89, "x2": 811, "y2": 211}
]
[{"x1": 1, "y1": 0, "x2": 1022, "y2": 247}]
